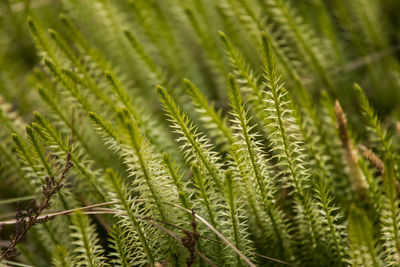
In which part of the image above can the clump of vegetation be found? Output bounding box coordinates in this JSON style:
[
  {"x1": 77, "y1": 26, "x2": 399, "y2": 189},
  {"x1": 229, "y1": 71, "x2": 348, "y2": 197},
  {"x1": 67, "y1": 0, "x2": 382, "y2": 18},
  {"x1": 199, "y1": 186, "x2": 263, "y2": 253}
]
[{"x1": 1, "y1": 0, "x2": 400, "y2": 266}]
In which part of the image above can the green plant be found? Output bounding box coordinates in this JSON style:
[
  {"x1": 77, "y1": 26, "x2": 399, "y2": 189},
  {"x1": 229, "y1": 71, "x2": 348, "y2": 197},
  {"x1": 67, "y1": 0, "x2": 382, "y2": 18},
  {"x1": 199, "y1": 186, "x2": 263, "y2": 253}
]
[{"x1": 1, "y1": 0, "x2": 400, "y2": 266}]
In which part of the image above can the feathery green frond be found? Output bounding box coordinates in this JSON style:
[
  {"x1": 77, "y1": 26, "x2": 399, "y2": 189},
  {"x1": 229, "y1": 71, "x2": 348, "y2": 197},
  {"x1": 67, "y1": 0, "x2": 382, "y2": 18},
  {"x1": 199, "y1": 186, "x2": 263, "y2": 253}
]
[
  {"x1": 347, "y1": 206, "x2": 381, "y2": 267},
  {"x1": 184, "y1": 78, "x2": 233, "y2": 147},
  {"x1": 105, "y1": 169, "x2": 156, "y2": 266},
  {"x1": 157, "y1": 85, "x2": 224, "y2": 191},
  {"x1": 70, "y1": 212, "x2": 107, "y2": 267}
]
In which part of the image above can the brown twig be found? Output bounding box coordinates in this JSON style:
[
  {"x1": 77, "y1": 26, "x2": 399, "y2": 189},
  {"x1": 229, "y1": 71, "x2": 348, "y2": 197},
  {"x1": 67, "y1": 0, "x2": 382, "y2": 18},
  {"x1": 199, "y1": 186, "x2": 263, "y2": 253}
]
[{"x1": 0, "y1": 152, "x2": 73, "y2": 260}]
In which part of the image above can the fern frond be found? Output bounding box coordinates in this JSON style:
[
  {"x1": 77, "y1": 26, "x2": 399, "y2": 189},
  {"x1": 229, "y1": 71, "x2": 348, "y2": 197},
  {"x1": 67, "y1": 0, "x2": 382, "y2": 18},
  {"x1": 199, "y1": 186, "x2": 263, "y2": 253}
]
[
  {"x1": 222, "y1": 170, "x2": 255, "y2": 265},
  {"x1": 222, "y1": 0, "x2": 308, "y2": 92},
  {"x1": 116, "y1": 110, "x2": 170, "y2": 222},
  {"x1": 105, "y1": 169, "x2": 156, "y2": 266},
  {"x1": 158, "y1": 84, "x2": 246, "y2": 263},
  {"x1": 347, "y1": 206, "x2": 381, "y2": 267},
  {"x1": 25, "y1": 124, "x2": 76, "y2": 212},
  {"x1": 25, "y1": 125, "x2": 54, "y2": 178},
  {"x1": 347, "y1": 0, "x2": 388, "y2": 50},
  {"x1": 262, "y1": 31, "x2": 308, "y2": 198},
  {"x1": 52, "y1": 245, "x2": 76, "y2": 267},
  {"x1": 162, "y1": 153, "x2": 192, "y2": 212},
  {"x1": 58, "y1": 14, "x2": 102, "y2": 66},
  {"x1": 101, "y1": 109, "x2": 183, "y2": 264},
  {"x1": 222, "y1": 0, "x2": 262, "y2": 47},
  {"x1": 0, "y1": 100, "x2": 29, "y2": 190},
  {"x1": 27, "y1": 17, "x2": 56, "y2": 60},
  {"x1": 262, "y1": 34, "x2": 336, "y2": 265},
  {"x1": 190, "y1": 164, "x2": 226, "y2": 264},
  {"x1": 43, "y1": 58, "x2": 92, "y2": 112},
  {"x1": 36, "y1": 87, "x2": 104, "y2": 165},
  {"x1": 124, "y1": 30, "x2": 166, "y2": 88},
  {"x1": 48, "y1": 29, "x2": 108, "y2": 98},
  {"x1": 88, "y1": 111, "x2": 123, "y2": 155},
  {"x1": 126, "y1": 0, "x2": 186, "y2": 83},
  {"x1": 70, "y1": 211, "x2": 107, "y2": 267},
  {"x1": 11, "y1": 133, "x2": 43, "y2": 190},
  {"x1": 184, "y1": 7, "x2": 227, "y2": 94},
  {"x1": 157, "y1": 85, "x2": 224, "y2": 191},
  {"x1": 220, "y1": 32, "x2": 272, "y2": 131},
  {"x1": 227, "y1": 73, "x2": 293, "y2": 260},
  {"x1": 259, "y1": 0, "x2": 336, "y2": 91},
  {"x1": 32, "y1": 112, "x2": 106, "y2": 201},
  {"x1": 379, "y1": 160, "x2": 400, "y2": 266},
  {"x1": 219, "y1": 31, "x2": 260, "y2": 96},
  {"x1": 184, "y1": 78, "x2": 233, "y2": 147},
  {"x1": 312, "y1": 176, "x2": 348, "y2": 266},
  {"x1": 107, "y1": 225, "x2": 130, "y2": 267},
  {"x1": 105, "y1": 71, "x2": 178, "y2": 157},
  {"x1": 354, "y1": 84, "x2": 399, "y2": 171}
]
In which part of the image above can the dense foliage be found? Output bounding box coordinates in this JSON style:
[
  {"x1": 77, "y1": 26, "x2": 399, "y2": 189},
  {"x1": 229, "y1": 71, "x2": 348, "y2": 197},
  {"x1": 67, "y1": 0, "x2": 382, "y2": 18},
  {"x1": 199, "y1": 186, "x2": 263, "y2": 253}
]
[{"x1": 1, "y1": 0, "x2": 400, "y2": 266}]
